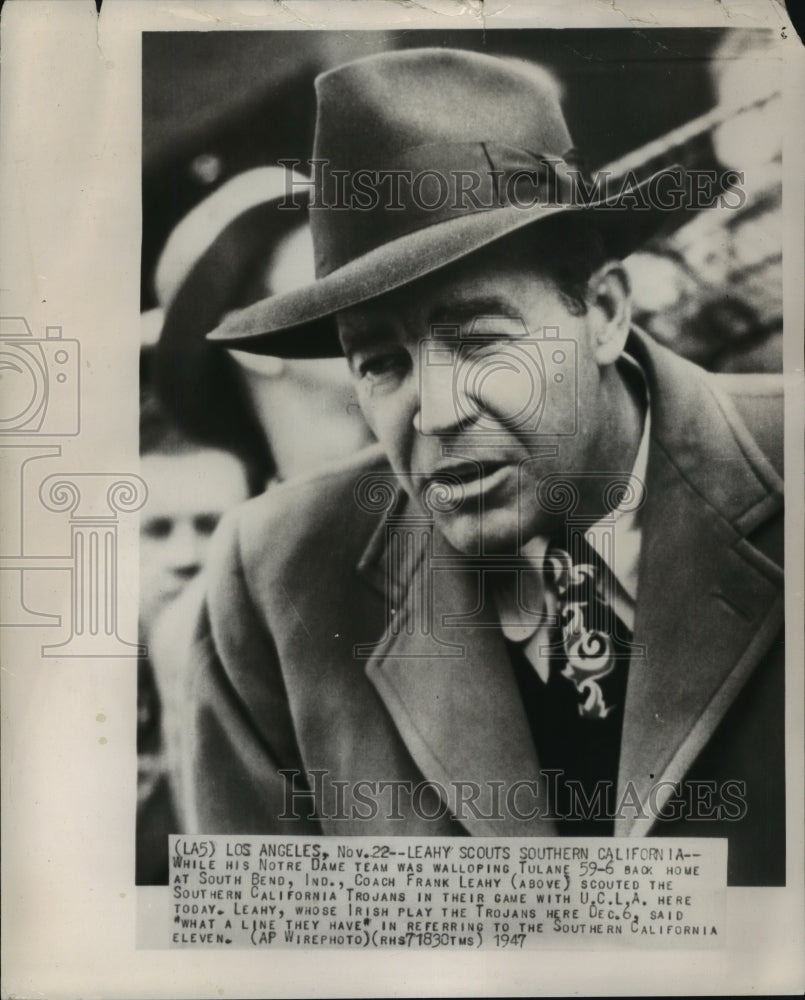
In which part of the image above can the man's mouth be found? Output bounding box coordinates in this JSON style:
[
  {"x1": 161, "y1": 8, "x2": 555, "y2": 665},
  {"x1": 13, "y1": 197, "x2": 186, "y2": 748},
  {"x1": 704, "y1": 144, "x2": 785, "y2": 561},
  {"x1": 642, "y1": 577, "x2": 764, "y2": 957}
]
[
  {"x1": 424, "y1": 459, "x2": 513, "y2": 498},
  {"x1": 429, "y1": 459, "x2": 505, "y2": 482}
]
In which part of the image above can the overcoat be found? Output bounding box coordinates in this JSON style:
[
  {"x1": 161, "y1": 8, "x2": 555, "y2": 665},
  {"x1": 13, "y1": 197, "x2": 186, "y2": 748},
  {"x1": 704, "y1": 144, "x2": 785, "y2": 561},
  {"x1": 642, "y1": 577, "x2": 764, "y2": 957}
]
[{"x1": 180, "y1": 330, "x2": 785, "y2": 886}]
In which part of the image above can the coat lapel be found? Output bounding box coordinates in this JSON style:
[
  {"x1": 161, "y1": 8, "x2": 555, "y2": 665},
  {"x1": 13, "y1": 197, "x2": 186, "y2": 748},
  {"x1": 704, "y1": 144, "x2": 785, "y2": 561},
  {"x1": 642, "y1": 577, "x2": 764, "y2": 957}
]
[
  {"x1": 360, "y1": 512, "x2": 557, "y2": 836},
  {"x1": 614, "y1": 335, "x2": 784, "y2": 835}
]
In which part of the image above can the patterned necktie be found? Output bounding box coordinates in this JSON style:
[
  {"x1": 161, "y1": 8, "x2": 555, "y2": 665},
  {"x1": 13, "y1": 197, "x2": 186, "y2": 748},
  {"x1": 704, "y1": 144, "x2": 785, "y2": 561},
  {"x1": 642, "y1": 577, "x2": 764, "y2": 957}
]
[
  {"x1": 542, "y1": 537, "x2": 632, "y2": 720},
  {"x1": 506, "y1": 535, "x2": 633, "y2": 833}
]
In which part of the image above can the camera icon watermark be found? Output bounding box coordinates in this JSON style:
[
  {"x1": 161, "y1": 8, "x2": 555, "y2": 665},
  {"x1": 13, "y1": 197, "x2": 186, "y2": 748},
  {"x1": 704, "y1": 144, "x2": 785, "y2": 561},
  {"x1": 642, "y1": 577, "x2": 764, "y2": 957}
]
[
  {"x1": 0, "y1": 317, "x2": 80, "y2": 436},
  {"x1": 417, "y1": 318, "x2": 577, "y2": 438}
]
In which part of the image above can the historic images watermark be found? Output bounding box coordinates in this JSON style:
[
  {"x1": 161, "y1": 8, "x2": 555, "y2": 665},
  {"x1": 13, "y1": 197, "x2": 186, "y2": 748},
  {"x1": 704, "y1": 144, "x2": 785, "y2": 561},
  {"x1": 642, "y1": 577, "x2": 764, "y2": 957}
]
[
  {"x1": 278, "y1": 160, "x2": 747, "y2": 214},
  {"x1": 278, "y1": 770, "x2": 748, "y2": 825},
  {"x1": 0, "y1": 315, "x2": 145, "y2": 655}
]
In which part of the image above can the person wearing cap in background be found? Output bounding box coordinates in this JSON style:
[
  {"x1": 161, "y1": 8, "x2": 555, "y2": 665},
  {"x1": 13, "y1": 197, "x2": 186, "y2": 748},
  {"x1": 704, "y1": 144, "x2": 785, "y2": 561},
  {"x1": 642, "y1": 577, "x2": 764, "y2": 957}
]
[
  {"x1": 177, "y1": 49, "x2": 784, "y2": 886},
  {"x1": 145, "y1": 165, "x2": 373, "y2": 487}
]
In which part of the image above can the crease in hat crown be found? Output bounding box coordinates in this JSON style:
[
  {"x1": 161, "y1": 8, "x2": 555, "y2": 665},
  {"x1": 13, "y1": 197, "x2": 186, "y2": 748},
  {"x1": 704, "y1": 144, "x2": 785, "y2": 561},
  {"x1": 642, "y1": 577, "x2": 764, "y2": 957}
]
[
  {"x1": 312, "y1": 47, "x2": 570, "y2": 163},
  {"x1": 208, "y1": 46, "x2": 668, "y2": 357}
]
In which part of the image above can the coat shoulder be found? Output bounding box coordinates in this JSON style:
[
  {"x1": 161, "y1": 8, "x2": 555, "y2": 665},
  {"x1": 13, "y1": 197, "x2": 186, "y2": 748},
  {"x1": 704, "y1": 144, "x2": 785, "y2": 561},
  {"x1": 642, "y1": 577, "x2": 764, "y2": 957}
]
[
  {"x1": 708, "y1": 372, "x2": 783, "y2": 478},
  {"x1": 227, "y1": 443, "x2": 390, "y2": 582}
]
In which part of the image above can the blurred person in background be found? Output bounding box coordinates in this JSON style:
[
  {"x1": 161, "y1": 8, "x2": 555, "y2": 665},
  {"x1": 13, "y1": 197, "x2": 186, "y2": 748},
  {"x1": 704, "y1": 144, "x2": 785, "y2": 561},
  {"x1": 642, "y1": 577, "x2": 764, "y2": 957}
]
[
  {"x1": 137, "y1": 167, "x2": 373, "y2": 883},
  {"x1": 138, "y1": 396, "x2": 252, "y2": 644},
  {"x1": 137, "y1": 395, "x2": 254, "y2": 884}
]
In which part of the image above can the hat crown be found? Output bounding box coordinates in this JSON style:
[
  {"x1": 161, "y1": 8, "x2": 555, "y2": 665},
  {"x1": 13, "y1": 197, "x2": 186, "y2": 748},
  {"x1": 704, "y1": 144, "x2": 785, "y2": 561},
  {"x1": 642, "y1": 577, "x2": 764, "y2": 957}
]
[
  {"x1": 209, "y1": 47, "x2": 667, "y2": 356},
  {"x1": 314, "y1": 47, "x2": 573, "y2": 164},
  {"x1": 309, "y1": 48, "x2": 577, "y2": 277}
]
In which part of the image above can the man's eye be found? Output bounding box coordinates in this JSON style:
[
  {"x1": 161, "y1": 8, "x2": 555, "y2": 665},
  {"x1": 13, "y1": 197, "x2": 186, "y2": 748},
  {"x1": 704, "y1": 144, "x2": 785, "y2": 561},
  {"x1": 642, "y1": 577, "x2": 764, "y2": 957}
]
[
  {"x1": 460, "y1": 341, "x2": 495, "y2": 362},
  {"x1": 357, "y1": 352, "x2": 409, "y2": 383},
  {"x1": 461, "y1": 337, "x2": 512, "y2": 359},
  {"x1": 194, "y1": 513, "x2": 221, "y2": 537},
  {"x1": 142, "y1": 517, "x2": 173, "y2": 540}
]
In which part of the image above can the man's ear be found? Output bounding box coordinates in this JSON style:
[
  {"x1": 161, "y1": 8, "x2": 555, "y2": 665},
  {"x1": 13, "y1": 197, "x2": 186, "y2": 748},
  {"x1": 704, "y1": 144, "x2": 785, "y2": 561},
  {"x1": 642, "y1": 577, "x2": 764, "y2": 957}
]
[{"x1": 587, "y1": 262, "x2": 632, "y2": 366}]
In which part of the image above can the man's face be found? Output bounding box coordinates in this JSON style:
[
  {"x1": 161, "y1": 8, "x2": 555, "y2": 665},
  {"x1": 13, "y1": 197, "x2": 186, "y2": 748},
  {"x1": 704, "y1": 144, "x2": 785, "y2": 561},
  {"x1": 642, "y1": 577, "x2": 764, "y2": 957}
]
[
  {"x1": 338, "y1": 241, "x2": 626, "y2": 553},
  {"x1": 139, "y1": 448, "x2": 249, "y2": 636}
]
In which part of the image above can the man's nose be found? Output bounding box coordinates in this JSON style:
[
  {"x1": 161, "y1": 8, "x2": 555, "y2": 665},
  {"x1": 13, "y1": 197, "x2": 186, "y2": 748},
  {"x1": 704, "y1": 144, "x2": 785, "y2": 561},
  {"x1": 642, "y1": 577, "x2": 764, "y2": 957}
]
[
  {"x1": 166, "y1": 521, "x2": 207, "y2": 579},
  {"x1": 414, "y1": 346, "x2": 469, "y2": 436}
]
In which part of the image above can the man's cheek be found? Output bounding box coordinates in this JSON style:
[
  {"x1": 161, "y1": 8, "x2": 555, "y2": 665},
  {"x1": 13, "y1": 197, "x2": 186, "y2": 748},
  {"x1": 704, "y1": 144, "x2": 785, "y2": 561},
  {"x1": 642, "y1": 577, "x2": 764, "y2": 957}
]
[
  {"x1": 354, "y1": 387, "x2": 385, "y2": 442},
  {"x1": 371, "y1": 412, "x2": 411, "y2": 468}
]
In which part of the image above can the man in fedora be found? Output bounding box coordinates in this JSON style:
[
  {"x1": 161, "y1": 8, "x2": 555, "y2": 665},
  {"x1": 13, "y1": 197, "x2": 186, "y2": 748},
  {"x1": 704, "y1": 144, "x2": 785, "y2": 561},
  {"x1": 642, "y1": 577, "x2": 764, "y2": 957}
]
[{"x1": 178, "y1": 48, "x2": 784, "y2": 886}]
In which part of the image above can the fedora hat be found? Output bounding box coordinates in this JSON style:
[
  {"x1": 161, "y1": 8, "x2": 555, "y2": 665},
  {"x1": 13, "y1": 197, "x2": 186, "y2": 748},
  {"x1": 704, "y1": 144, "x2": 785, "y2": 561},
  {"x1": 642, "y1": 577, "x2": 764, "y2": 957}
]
[{"x1": 209, "y1": 47, "x2": 673, "y2": 358}]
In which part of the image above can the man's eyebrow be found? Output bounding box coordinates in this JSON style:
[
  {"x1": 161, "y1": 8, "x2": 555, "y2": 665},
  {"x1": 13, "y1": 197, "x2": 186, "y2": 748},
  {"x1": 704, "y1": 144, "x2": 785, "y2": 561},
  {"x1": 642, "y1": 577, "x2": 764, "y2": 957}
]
[
  {"x1": 337, "y1": 324, "x2": 391, "y2": 355},
  {"x1": 428, "y1": 298, "x2": 521, "y2": 327}
]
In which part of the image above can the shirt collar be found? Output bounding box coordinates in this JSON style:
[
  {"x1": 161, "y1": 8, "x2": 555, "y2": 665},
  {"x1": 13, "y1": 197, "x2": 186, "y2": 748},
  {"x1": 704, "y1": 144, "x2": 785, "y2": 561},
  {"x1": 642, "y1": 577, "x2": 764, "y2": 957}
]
[{"x1": 585, "y1": 403, "x2": 650, "y2": 603}]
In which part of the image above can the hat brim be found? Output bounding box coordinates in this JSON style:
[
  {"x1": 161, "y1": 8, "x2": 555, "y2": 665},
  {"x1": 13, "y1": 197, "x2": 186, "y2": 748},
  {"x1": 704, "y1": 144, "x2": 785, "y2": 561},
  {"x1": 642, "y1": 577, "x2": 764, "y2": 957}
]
[{"x1": 208, "y1": 171, "x2": 675, "y2": 358}]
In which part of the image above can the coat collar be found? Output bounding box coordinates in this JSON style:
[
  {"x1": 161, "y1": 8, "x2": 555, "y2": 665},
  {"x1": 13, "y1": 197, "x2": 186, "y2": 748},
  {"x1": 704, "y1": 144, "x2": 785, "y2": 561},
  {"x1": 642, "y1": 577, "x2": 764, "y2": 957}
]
[
  {"x1": 361, "y1": 516, "x2": 558, "y2": 836},
  {"x1": 614, "y1": 330, "x2": 783, "y2": 834},
  {"x1": 356, "y1": 330, "x2": 783, "y2": 835}
]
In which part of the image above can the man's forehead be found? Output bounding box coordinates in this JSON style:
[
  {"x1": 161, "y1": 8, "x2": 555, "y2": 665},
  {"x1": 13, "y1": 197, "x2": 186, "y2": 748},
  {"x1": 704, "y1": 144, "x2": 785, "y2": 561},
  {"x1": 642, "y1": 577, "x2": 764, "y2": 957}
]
[
  {"x1": 339, "y1": 293, "x2": 521, "y2": 335},
  {"x1": 336, "y1": 264, "x2": 554, "y2": 351}
]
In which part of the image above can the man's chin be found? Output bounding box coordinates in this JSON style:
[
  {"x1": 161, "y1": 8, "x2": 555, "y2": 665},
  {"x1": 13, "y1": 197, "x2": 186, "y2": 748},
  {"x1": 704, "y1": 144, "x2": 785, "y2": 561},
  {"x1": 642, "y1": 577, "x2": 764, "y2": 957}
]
[{"x1": 433, "y1": 510, "x2": 522, "y2": 555}]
